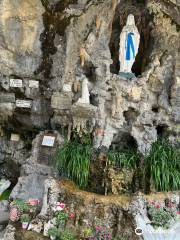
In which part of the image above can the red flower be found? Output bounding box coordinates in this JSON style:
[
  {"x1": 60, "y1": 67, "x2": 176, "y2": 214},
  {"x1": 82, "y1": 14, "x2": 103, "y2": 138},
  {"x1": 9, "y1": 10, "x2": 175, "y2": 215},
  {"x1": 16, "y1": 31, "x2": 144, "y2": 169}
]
[
  {"x1": 69, "y1": 213, "x2": 75, "y2": 219},
  {"x1": 177, "y1": 211, "x2": 180, "y2": 215},
  {"x1": 156, "y1": 204, "x2": 161, "y2": 209}
]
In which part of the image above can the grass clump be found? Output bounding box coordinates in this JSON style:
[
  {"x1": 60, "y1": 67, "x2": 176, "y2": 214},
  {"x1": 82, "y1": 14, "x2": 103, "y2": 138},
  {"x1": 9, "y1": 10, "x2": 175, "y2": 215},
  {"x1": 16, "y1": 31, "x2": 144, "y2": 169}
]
[
  {"x1": 107, "y1": 148, "x2": 139, "y2": 169},
  {"x1": 145, "y1": 139, "x2": 180, "y2": 191},
  {"x1": 55, "y1": 131, "x2": 92, "y2": 188},
  {"x1": 55, "y1": 134, "x2": 179, "y2": 193}
]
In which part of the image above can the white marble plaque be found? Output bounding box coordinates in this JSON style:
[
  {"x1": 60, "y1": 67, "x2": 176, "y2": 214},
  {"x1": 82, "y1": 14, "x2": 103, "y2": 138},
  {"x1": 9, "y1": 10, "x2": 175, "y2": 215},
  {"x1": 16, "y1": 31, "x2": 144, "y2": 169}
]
[
  {"x1": 63, "y1": 84, "x2": 71, "y2": 92},
  {"x1": 10, "y1": 79, "x2": 23, "y2": 88},
  {"x1": 51, "y1": 93, "x2": 72, "y2": 110},
  {"x1": 29, "y1": 80, "x2": 39, "y2": 89},
  {"x1": 10, "y1": 134, "x2": 20, "y2": 142},
  {"x1": 42, "y1": 136, "x2": 55, "y2": 147},
  {"x1": 16, "y1": 100, "x2": 32, "y2": 108}
]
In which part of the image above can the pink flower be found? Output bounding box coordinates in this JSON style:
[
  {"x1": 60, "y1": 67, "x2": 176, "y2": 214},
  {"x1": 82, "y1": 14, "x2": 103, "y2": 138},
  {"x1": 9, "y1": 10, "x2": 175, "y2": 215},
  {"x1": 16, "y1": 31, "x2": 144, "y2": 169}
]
[
  {"x1": 107, "y1": 233, "x2": 112, "y2": 238},
  {"x1": 69, "y1": 213, "x2": 75, "y2": 219},
  {"x1": 10, "y1": 208, "x2": 19, "y2": 222},
  {"x1": 177, "y1": 211, "x2": 180, "y2": 215},
  {"x1": 27, "y1": 199, "x2": 40, "y2": 206},
  {"x1": 149, "y1": 200, "x2": 155, "y2": 205},
  {"x1": 56, "y1": 202, "x2": 65, "y2": 211},
  {"x1": 156, "y1": 204, "x2": 161, "y2": 209},
  {"x1": 104, "y1": 233, "x2": 112, "y2": 239},
  {"x1": 95, "y1": 226, "x2": 103, "y2": 232}
]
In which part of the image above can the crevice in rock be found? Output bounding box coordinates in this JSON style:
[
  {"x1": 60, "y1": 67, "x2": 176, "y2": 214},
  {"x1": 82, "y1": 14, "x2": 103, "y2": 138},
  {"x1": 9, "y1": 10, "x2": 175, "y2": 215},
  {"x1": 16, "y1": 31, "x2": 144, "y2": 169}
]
[
  {"x1": 0, "y1": 160, "x2": 20, "y2": 189},
  {"x1": 35, "y1": 0, "x2": 78, "y2": 82},
  {"x1": 152, "y1": 106, "x2": 159, "y2": 113},
  {"x1": 82, "y1": 62, "x2": 97, "y2": 82},
  {"x1": 123, "y1": 108, "x2": 139, "y2": 126},
  {"x1": 156, "y1": 125, "x2": 169, "y2": 138},
  {"x1": 90, "y1": 92, "x2": 99, "y2": 106},
  {"x1": 109, "y1": 0, "x2": 153, "y2": 76},
  {"x1": 110, "y1": 131, "x2": 138, "y2": 152}
]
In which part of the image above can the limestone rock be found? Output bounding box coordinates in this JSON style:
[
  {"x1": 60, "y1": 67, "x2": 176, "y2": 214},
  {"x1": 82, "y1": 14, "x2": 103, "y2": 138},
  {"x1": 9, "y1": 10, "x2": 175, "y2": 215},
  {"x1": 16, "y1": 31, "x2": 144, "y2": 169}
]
[
  {"x1": 0, "y1": 179, "x2": 10, "y2": 195},
  {"x1": 51, "y1": 92, "x2": 72, "y2": 110},
  {"x1": 40, "y1": 178, "x2": 61, "y2": 216},
  {"x1": 28, "y1": 221, "x2": 43, "y2": 234},
  {"x1": 15, "y1": 229, "x2": 48, "y2": 240},
  {"x1": 0, "y1": 0, "x2": 44, "y2": 76},
  {"x1": 129, "y1": 86, "x2": 142, "y2": 102},
  {"x1": 43, "y1": 220, "x2": 54, "y2": 237},
  {"x1": 1, "y1": 224, "x2": 16, "y2": 240},
  {"x1": 0, "y1": 201, "x2": 9, "y2": 225},
  {"x1": 10, "y1": 174, "x2": 47, "y2": 202}
]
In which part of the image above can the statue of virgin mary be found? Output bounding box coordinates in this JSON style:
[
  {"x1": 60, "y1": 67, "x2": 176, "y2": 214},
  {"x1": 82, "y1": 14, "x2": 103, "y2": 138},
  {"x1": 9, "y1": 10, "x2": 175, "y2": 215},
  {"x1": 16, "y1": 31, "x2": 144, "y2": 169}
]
[{"x1": 119, "y1": 14, "x2": 140, "y2": 75}]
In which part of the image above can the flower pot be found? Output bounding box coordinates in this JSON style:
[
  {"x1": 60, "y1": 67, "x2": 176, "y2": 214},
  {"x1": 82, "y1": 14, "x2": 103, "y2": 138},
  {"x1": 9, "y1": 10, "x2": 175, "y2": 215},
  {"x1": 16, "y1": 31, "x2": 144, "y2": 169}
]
[
  {"x1": 50, "y1": 236, "x2": 56, "y2": 240},
  {"x1": 22, "y1": 222, "x2": 29, "y2": 230}
]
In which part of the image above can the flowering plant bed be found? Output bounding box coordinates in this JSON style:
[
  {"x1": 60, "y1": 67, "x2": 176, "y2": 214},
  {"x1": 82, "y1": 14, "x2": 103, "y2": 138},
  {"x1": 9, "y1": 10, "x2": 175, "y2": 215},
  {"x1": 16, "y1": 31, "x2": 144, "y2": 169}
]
[
  {"x1": 45, "y1": 202, "x2": 116, "y2": 239},
  {"x1": 81, "y1": 235, "x2": 112, "y2": 240},
  {"x1": 10, "y1": 198, "x2": 40, "y2": 222},
  {"x1": 80, "y1": 218, "x2": 112, "y2": 240},
  {"x1": 147, "y1": 199, "x2": 179, "y2": 229},
  {"x1": 53, "y1": 202, "x2": 75, "y2": 228}
]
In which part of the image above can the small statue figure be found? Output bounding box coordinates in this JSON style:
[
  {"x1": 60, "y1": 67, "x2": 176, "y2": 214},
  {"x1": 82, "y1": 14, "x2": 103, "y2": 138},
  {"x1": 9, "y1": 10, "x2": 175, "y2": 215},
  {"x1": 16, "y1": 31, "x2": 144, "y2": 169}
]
[
  {"x1": 119, "y1": 14, "x2": 140, "y2": 75},
  {"x1": 77, "y1": 77, "x2": 90, "y2": 104},
  {"x1": 80, "y1": 46, "x2": 90, "y2": 67}
]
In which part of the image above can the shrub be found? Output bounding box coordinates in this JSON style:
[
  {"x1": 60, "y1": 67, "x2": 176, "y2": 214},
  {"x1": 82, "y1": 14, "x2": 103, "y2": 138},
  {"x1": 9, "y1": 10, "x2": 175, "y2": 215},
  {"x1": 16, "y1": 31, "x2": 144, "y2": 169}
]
[
  {"x1": 81, "y1": 226, "x2": 94, "y2": 238},
  {"x1": 48, "y1": 227, "x2": 59, "y2": 237},
  {"x1": 55, "y1": 210, "x2": 69, "y2": 225},
  {"x1": 60, "y1": 229, "x2": 77, "y2": 240},
  {"x1": 20, "y1": 214, "x2": 31, "y2": 223},
  {"x1": 54, "y1": 132, "x2": 92, "y2": 188},
  {"x1": 145, "y1": 140, "x2": 180, "y2": 191}
]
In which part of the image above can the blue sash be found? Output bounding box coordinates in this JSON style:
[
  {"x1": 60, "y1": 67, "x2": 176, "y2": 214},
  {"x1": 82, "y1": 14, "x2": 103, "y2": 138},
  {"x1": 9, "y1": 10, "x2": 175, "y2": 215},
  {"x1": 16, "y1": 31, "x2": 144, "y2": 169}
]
[{"x1": 126, "y1": 32, "x2": 135, "y2": 60}]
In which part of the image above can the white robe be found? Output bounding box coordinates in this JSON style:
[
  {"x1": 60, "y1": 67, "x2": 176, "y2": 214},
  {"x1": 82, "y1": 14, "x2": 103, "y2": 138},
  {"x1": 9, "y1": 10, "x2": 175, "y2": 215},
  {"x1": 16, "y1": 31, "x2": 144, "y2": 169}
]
[{"x1": 119, "y1": 17, "x2": 140, "y2": 73}]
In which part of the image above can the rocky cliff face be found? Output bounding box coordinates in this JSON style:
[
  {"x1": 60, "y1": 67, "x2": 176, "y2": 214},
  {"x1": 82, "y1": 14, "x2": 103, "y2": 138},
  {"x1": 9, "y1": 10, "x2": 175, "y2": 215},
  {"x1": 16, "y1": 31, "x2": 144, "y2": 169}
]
[
  {"x1": 0, "y1": 0, "x2": 179, "y2": 152},
  {"x1": 0, "y1": 0, "x2": 179, "y2": 238}
]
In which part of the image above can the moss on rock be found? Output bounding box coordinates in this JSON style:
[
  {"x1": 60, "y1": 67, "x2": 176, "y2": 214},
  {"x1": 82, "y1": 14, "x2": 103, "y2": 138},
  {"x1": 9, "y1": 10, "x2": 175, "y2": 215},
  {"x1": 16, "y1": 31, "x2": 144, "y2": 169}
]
[{"x1": 15, "y1": 230, "x2": 48, "y2": 240}]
